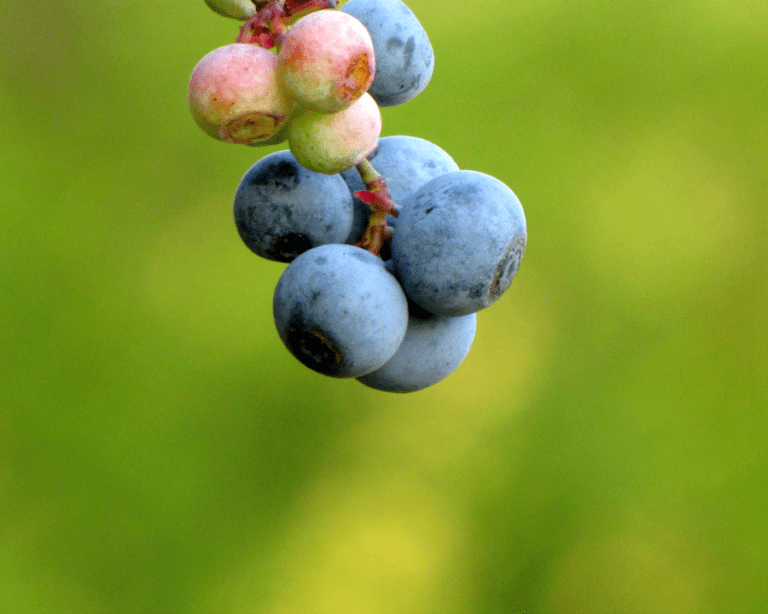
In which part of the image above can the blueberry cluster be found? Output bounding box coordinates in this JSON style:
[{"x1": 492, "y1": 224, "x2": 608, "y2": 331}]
[{"x1": 190, "y1": 0, "x2": 527, "y2": 392}]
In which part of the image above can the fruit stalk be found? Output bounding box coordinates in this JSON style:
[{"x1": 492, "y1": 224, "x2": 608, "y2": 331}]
[
  {"x1": 237, "y1": 0, "x2": 339, "y2": 48},
  {"x1": 237, "y1": 1, "x2": 287, "y2": 47},
  {"x1": 353, "y1": 158, "x2": 399, "y2": 256}
]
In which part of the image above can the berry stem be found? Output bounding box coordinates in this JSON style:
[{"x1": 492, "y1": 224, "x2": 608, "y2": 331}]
[
  {"x1": 354, "y1": 158, "x2": 399, "y2": 257},
  {"x1": 237, "y1": 1, "x2": 286, "y2": 48},
  {"x1": 237, "y1": 0, "x2": 339, "y2": 48}
]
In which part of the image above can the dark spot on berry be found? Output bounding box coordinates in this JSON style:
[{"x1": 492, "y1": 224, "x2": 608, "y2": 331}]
[
  {"x1": 386, "y1": 37, "x2": 403, "y2": 52},
  {"x1": 249, "y1": 160, "x2": 299, "y2": 190},
  {"x1": 349, "y1": 247, "x2": 373, "y2": 263},
  {"x1": 403, "y1": 37, "x2": 415, "y2": 69},
  {"x1": 267, "y1": 233, "x2": 312, "y2": 262},
  {"x1": 468, "y1": 284, "x2": 485, "y2": 300},
  {"x1": 285, "y1": 324, "x2": 344, "y2": 376}
]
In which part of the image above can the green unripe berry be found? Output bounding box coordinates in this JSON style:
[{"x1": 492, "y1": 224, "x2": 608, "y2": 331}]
[
  {"x1": 204, "y1": 0, "x2": 257, "y2": 20},
  {"x1": 287, "y1": 92, "x2": 381, "y2": 174}
]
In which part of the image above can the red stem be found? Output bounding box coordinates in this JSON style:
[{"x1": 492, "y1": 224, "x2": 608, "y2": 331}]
[
  {"x1": 236, "y1": 0, "x2": 339, "y2": 47},
  {"x1": 354, "y1": 158, "x2": 399, "y2": 257},
  {"x1": 236, "y1": 1, "x2": 286, "y2": 47}
]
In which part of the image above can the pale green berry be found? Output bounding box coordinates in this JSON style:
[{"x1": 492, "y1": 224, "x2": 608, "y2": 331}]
[
  {"x1": 288, "y1": 92, "x2": 381, "y2": 174},
  {"x1": 204, "y1": 0, "x2": 257, "y2": 20}
]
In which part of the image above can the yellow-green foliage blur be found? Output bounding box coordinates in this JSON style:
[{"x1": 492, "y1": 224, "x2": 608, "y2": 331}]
[{"x1": 1, "y1": 1, "x2": 767, "y2": 612}]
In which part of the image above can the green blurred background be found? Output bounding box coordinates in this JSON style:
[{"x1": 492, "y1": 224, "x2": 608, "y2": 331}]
[{"x1": 1, "y1": 0, "x2": 767, "y2": 612}]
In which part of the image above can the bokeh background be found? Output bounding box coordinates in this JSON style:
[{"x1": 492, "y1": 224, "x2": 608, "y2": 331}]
[{"x1": 2, "y1": 0, "x2": 767, "y2": 612}]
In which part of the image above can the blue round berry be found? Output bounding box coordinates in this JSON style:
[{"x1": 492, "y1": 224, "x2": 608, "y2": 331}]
[
  {"x1": 273, "y1": 244, "x2": 409, "y2": 378},
  {"x1": 391, "y1": 170, "x2": 526, "y2": 316}
]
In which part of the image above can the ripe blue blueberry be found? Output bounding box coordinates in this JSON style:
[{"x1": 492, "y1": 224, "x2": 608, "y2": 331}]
[
  {"x1": 233, "y1": 150, "x2": 355, "y2": 262},
  {"x1": 391, "y1": 170, "x2": 527, "y2": 316},
  {"x1": 357, "y1": 307, "x2": 477, "y2": 393},
  {"x1": 341, "y1": 0, "x2": 434, "y2": 107},
  {"x1": 273, "y1": 244, "x2": 409, "y2": 378}
]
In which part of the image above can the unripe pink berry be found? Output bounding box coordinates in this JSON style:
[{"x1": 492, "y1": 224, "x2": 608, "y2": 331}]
[
  {"x1": 278, "y1": 10, "x2": 375, "y2": 114},
  {"x1": 287, "y1": 92, "x2": 381, "y2": 174},
  {"x1": 188, "y1": 44, "x2": 294, "y2": 145}
]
